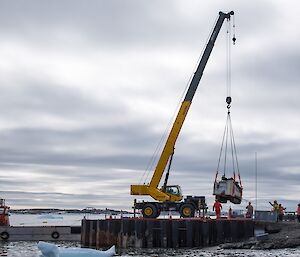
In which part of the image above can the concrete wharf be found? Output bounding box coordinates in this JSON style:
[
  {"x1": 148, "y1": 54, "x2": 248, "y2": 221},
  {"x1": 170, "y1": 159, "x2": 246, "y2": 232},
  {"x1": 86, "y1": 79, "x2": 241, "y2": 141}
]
[{"x1": 81, "y1": 218, "x2": 254, "y2": 248}]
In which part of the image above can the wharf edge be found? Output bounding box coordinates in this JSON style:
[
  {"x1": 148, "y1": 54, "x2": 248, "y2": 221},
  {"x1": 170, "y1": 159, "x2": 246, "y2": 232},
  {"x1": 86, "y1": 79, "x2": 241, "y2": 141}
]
[{"x1": 81, "y1": 218, "x2": 254, "y2": 248}]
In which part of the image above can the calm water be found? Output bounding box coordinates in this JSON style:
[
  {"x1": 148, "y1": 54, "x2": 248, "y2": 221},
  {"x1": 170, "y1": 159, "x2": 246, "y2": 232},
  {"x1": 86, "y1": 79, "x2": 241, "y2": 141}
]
[{"x1": 2, "y1": 214, "x2": 300, "y2": 256}]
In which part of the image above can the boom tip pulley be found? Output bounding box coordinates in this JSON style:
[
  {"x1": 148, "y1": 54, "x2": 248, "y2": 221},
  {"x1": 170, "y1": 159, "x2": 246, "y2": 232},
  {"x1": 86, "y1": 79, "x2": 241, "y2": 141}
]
[{"x1": 219, "y1": 11, "x2": 234, "y2": 17}]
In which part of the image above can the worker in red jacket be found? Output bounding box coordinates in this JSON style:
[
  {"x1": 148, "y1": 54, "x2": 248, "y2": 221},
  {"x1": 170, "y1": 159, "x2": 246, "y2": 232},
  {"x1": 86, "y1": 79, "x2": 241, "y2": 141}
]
[
  {"x1": 297, "y1": 203, "x2": 300, "y2": 222},
  {"x1": 213, "y1": 199, "x2": 222, "y2": 219}
]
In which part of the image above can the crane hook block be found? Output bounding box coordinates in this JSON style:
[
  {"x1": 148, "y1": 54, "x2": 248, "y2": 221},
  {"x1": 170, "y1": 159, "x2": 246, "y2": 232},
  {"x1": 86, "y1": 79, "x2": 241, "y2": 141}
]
[
  {"x1": 232, "y1": 37, "x2": 236, "y2": 45},
  {"x1": 226, "y1": 96, "x2": 232, "y2": 105}
]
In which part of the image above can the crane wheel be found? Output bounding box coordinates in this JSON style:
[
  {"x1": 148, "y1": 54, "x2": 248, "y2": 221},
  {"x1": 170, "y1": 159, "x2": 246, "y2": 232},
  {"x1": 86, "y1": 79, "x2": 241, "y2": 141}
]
[
  {"x1": 142, "y1": 203, "x2": 158, "y2": 218},
  {"x1": 180, "y1": 203, "x2": 195, "y2": 218}
]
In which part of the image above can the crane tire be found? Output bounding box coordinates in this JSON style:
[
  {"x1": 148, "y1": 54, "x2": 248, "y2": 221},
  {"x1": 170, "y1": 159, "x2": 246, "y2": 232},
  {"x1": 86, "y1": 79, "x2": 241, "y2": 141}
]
[
  {"x1": 51, "y1": 231, "x2": 60, "y2": 239},
  {"x1": 0, "y1": 231, "x2": 9, "y2": 241},
  {"x1": 179, "y1": 203, "x2": 195, "y2": 218},
  {"x1": 142, "y1": 203, "x2": 158, "y2": 218}
]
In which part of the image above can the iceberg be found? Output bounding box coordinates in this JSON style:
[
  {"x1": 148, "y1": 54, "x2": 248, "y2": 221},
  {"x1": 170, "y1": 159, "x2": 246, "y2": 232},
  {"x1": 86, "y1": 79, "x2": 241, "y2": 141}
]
[{"x1": 38, "y1": 241, "x2": 115, "y2": 257}]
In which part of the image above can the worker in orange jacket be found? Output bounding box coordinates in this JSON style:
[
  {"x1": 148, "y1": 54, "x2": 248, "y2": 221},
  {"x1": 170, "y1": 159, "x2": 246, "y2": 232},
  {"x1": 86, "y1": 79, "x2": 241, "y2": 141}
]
[
  {"x1": 278, "y1": 204, "x2": 286, "y2": 221},
  {"x1": 213, "y1": 199, "x2": 222, "y2": 219},
  {"x1": 297, "y1": 203, "x2": 300, "y2": 223}
]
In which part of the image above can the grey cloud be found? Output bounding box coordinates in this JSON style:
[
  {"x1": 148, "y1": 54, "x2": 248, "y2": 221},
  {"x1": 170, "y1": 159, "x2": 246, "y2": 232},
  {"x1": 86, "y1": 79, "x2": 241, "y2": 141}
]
[
  {"x1": 0, "y1": 1, "x2": 279, "y2": 49},
  {"x1": 1, "y1": 190, "x2": 131, "y2": 209},
  {"x1": 237, "y1": 49, "x2": 300, "y2": 87},
  {"x1": 0, "y1": 81, "x2": 125, "y2": 119},
  {"x1": 0, "y1": 1, "x2": 183, "y2": 47}
]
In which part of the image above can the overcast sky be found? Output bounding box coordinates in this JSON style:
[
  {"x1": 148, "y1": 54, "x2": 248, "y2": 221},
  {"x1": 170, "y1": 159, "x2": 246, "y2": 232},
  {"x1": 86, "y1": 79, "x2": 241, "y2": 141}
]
[{"x1": 0, "y1": 0, "x2": 299, "y2": 212}]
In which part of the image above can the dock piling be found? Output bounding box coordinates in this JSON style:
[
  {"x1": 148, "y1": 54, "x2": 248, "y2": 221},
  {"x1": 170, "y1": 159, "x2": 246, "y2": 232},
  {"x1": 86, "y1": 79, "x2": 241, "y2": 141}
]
[{"x1": 81, "y1": 218, "x2": 254, "y2": 249}]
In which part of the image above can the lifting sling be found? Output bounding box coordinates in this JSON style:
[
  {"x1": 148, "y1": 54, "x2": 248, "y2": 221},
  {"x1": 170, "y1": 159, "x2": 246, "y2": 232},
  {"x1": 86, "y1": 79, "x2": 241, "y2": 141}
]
[{"x1": 213, "y1": 96, "x2": 243, "y2": 204}]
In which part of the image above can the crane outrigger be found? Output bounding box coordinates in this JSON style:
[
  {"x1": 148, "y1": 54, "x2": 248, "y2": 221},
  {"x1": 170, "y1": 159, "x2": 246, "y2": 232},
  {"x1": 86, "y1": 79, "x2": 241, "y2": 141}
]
[{"x1": 131, "y1": 11, "x2": 235, "y2": 218}]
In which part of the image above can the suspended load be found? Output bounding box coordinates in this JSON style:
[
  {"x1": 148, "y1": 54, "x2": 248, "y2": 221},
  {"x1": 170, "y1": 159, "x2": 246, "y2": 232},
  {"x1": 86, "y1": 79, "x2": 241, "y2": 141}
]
[
  {"x1": 213, "y1": 96, "x2": 243, "y2": 204},
  {"x1": 214, "y1": 175, "x2": 242, "y2": 204}
]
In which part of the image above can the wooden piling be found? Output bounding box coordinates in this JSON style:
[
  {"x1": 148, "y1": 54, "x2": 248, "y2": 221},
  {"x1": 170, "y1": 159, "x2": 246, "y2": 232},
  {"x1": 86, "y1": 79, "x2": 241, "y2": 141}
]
[{"x1": 81, "y1": 218, "x2": 254, "y2": 249}]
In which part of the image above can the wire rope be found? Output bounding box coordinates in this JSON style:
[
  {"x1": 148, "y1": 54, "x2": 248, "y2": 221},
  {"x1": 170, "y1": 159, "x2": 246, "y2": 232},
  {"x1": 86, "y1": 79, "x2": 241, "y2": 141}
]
[
  {"x1": 228, "y1": 114, "x2": 236, "y2": 180},
  {"x1": 215, "y1": 15, "x2": 239, "y2": 182},
  {"x1": 216, "y1": 116, "x2": 227, "y2": 175},
  {"x1": 230, "y1": 117, "x2": 242, "y2": 186}
]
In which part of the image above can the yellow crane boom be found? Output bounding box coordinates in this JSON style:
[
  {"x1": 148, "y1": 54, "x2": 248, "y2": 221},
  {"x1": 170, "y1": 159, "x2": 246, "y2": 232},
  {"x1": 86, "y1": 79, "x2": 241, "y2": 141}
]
[{"x1": 131, "y1": 11, "x2": 235, "y2": 218}]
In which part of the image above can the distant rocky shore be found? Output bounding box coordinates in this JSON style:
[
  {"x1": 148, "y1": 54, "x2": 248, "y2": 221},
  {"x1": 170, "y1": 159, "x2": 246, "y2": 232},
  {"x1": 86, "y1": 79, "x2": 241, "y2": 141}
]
[
  {"x1": 221, "y1": 221, "x2": 300, "y2": 250},
  {"x1": 10, "y1": 208, "x2": 133, "y2": 215}
]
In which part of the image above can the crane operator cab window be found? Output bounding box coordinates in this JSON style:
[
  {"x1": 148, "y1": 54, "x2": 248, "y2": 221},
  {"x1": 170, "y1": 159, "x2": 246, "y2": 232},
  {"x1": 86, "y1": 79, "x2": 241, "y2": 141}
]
[{"x1": 165, "y1": 185, "x2": 182, "y2": 197}]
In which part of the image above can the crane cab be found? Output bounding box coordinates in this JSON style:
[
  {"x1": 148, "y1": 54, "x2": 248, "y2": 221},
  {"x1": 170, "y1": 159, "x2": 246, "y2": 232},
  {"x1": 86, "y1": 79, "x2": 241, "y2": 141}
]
[{"x1": 163, "y1": 185, "x2": 183, "y2": 201}]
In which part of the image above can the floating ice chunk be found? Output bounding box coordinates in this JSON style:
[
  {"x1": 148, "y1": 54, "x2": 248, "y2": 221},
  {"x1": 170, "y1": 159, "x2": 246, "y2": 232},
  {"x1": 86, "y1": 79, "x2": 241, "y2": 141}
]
[
  {"x1": 38, "y1": 241, "x2": 115, "y2": 257},
  {"x1": 38, "y1": 242, "x2": 59, "y2": 257},
  {"x1": 59, "y1": 246, "x2": 115, "y2": 257}
]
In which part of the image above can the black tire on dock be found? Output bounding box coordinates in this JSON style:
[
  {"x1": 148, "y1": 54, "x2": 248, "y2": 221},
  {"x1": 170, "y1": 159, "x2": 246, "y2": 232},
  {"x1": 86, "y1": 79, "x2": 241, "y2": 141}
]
[
  {"x1": 0, "y1": 231, "x2": 9, "y2": 241},
  {"x1": 142, "y1": 203, "x2": 158, "y2": 218},
  {"x1": 180, "y1": 203, "x2": 195, "y2": 218},
  {"x1": 51, "y1": 231, "x2": 60, "y2": 239}
]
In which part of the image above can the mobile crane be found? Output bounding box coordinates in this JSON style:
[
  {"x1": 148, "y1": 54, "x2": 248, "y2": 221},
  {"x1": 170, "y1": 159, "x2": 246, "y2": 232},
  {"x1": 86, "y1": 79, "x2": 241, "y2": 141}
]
[{"x1": 131, "y1": 11, "x2": 235, "y2": 218}]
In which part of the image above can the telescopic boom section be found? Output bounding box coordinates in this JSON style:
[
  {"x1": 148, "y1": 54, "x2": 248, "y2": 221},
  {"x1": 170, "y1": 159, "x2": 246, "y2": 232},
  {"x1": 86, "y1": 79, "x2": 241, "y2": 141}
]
[
  {"x1": 151, "y1": 11, "x2": 234, "y2": 186},
  {"x1": 131, "y1": 11, "x2": 234, "y2": 202}
]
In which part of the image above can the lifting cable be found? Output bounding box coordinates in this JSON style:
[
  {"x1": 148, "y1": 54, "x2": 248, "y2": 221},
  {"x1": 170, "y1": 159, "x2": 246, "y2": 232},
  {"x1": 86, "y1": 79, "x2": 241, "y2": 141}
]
[{"x1": 215, "y1": 14, "x2": 241, "y2": 187}]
